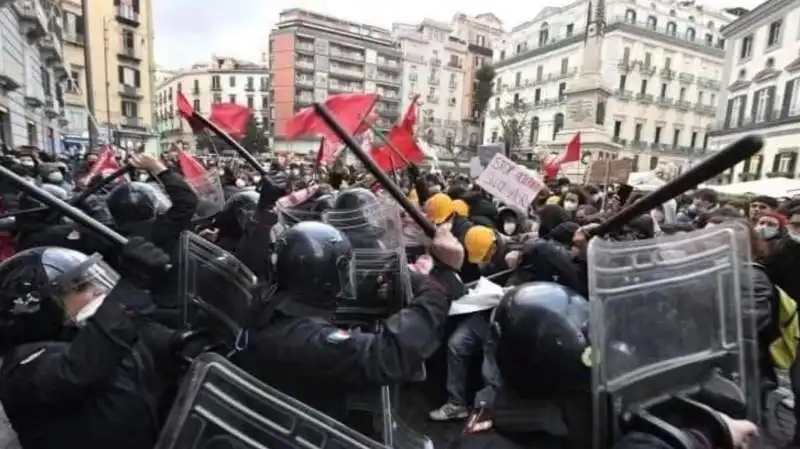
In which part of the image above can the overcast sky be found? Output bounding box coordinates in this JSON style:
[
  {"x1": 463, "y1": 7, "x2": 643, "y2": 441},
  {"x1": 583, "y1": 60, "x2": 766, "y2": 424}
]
[{"x1": 152, "y1": 0, "x2": 765, "y2": 69}]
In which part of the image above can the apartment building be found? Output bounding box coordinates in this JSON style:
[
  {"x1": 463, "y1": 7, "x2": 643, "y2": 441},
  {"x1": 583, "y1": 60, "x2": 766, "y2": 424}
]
[
  {"x1": 485, "y1": 0, "x2": 736, "y2": 176},
  {"x1": 60, "y1": 0, "x2": 155, "y2": 151},
  {"x1": 708, "y1": 0, "x2": 800, "y2": 184},
  {"x1": 0, "y1": 0, "x2": 68, "y2": 152},
  {"x1": 269, "y1": 8, "x2": 403, "y2": 150},
  {"x1": 450, "y1": 12, "x2": 504, "y2": 146},
  {"x1": 154, "y1": 55, "x2": 269, "y2": 151}
]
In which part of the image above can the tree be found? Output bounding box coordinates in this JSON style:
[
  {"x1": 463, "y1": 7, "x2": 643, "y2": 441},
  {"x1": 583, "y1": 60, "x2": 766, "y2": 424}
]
[
  {"x1": 472, "y1": 65, "x2": 496, "y2": 144},
  {"x1": 494, "y1": 99, "x2": 533, "y2": 157},
  {"x1": 240, "y1": 116, "x2": 269, "y2": 153},
  {"x1": 195, "y1": 132, "x2": 229, "y2": 152}
]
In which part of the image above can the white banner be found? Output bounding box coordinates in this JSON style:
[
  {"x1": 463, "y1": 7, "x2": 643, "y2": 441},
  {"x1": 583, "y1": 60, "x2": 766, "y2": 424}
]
[{"x1": 476, "y1": 153, "x2": 545, "y2": 211}]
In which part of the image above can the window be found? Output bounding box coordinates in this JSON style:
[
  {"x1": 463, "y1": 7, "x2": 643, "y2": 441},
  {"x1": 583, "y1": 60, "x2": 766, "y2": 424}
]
[
  {"x1": 686, "y1": 28, "x2": 696, "y2": 41},
  {"x1": 660, "y1": 83, "x2": 667, "y2": 99},
  {"x1": 121, "y1": 100, "x2": 138, "y2": 118},
  {"x1": 552, "y1": 113, "x2": 564, "y2": 139},
  {"x1": 646, "y1": 16, "x2": 657, "y2": 29},
  {"x1": 213, "y1": 94, "x2": 221, "y2": 103},
  {"x1": 229, "y1": 94, "x2": 236, "y2": 103},
  {"x1": 730, "y1": 96, "x2": 742, "y2": 126},
  {"x1": 122, "y1": 29, "x2": 134, "y2": 50},
  {"x1": 528, "y1": 117, "x2": 540, "y2": 145},
  {"x1": 767, "y1": 20, "x2": 783, "y2": 47},
  {"x1": 534, "y1": 88, "x2": 541, "y2": 103},
  {"x1": 260, "y1": 76, "x2": 269, "y2": 91},
  {"x1": 560, "y1": 58, "x2": 568, "y2": 74},
  {"x1": 538, "y1": 23, "x2": 549, "y2": 46},
  {"x1": 515, "y1": 72, "x2": 521, "y2": 87},
  {"x1": 666, "y1": 22, "x2": 676, "y2": 36},
  {"x1": 262, "y1": 96, "x2": 268, "y2": 109},
  {"x1": 679, "y1": 87, "x2": 686, "y2": 100},
  {"x1": 613, "y1": 120, "x2": 622, "y2": 138},
  {"x1": 690, "y1": 132, "x2": 698, "y2": 148},
  {"x1": 619, "y1": 75, "x2": 627, "y2": 90},
  {"x1": 192, "y1": 99, "x2": 200, "y2": 111},
  {"x1": 68, "y1": 70, "x2": 80, "y2": 92},
  {"x1": 664, "y1": 57, "x2": 672, "y2": 69},
  {"x1": 229, "y1": 76, "x2": 236, "y2": 87},
  {"x1": 644, "y1": 52, "x2": 652, "y2": 67},
  {"x1": 624, "y1": 9, "x2": 636, "y2": 23},
  {"x1": 697, "y1": 92, "x2": 704, "y2": 104},
  {"x1": 558, "y1": 82, "x2": 566, "y2": 99},
  {"x1": 623, "y1": 47, "x2": 631, "y2": 62},
  {"x1": 193, "y1": 79, "x2": 199, "y2": 91},
  {"x1": 565, "y1": 24, "x2": 574, "y2": 36},
  {"x1": 247, "y1": 76, "x2": 254, "y2": 89},
  {"x1": 672, "y1": 129, "x2": 681, "y2": 148},
  {"x1": 756, "y1": 88, "x2": 770, "y2": 122},
  {"x1": 176, "y1": 82, "x2": 182, "y2": 92},
  {"x1": 26, "y1": 122, "x2": 36, "y2": 146},
  {"x1": 654, "y1": 126, "x2": 662, "y2": 143},
  {"x1": 536, "y1": 66, "x2": 543, "y2": 81},
  {"x1": 211, "y1": 75, "x2": 221, "y2": 89},
  {"x1": 739, "y1": 35, "x2": 753, "y2": 60},
  {"x1": 634, "y1": 123, "x2": 643, "y2": 142},
  {"x1": 639, "y1": 79, "x2": 648, "y2": 95},
  {"x1": 117, "y1": 66, "x2": 140, "y2": 87},
  {"x1": 247, "y1": 96, "x2": 254, "y2": 108},
  {"x1": 705, "y1": 33, "x2": 713, "y2": 45}
]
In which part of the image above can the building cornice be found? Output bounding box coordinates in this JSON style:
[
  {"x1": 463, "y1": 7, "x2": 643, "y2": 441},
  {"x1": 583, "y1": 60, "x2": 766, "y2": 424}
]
[
  {"x1": 721, "y1": 0, "x2": 799, "y2": 37},
  {"x1": 156, "y1": 69, "x2": 268, "y2": 90}
]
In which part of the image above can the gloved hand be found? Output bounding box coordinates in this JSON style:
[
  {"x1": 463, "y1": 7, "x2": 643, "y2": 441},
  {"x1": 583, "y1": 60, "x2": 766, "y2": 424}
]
[
  {"x1": 257, "y1": 171, "x2": 288, "y2": 210},
  {"x1": 118, "y1": 236, "x2": 171, "y2": 289}
]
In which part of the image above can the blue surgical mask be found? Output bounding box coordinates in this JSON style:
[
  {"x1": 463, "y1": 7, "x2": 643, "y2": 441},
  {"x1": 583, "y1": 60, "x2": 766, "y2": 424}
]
[{"x1": 756, "y1": 225, "x2": 778, "y2": 239}]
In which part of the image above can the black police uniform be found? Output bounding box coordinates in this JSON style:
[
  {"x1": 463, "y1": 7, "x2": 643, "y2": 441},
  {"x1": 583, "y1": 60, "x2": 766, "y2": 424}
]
[
  {"x1": 0, "y1": 239, "x2": 180, "y2": 449},
  {"x1": 214, "y1": 190, "x2": 259, "y2": 252},
  {"x1": 455, "y1": 282, "x2": 593, "y2": 449},
  {"x1": 236, "y1": 221, "x2": 464, "y2": 422}
]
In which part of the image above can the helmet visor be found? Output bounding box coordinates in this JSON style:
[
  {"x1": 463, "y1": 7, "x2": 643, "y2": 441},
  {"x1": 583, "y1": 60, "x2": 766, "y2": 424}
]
[{"x1": 42, "y1": 250, "x2": 120, "y2": 312}]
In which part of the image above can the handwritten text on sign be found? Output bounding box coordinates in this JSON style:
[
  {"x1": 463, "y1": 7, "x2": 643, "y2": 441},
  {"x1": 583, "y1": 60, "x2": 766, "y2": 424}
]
[{"x1": 476, "y1": 153, "x2": 545, "y2": 211}]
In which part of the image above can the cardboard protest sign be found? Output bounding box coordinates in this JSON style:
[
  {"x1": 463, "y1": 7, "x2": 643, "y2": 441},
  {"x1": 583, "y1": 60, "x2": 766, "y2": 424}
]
[{"x1": 477, "y1": 153, "x2": 545, "y2": 211}]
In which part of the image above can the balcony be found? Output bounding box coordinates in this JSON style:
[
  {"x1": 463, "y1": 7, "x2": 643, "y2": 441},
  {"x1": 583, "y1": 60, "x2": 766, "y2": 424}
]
[
  {"x1": 117, "y1": 46, "x2": 141, "y2": 62},
  {"x1": 378, "y1": 61, "x2": 401, "y2": 72},
  {"x1": 15, "y1": 0, "x2": 47, "y2": 40},
  {"x1": 120, "y1": 116, "x2": 143, "y2": 128},
  {"x1": 0, "y1": 65, "x2": 22, "y2": 92},
  {"x1": 430, "y1": 58, "x2": 442, "y2": 67},
  {"x1": 428, "y1": 77, "x2": 439, "y2": 86},
  {"x1": 660, "y1": 68, "x2": 676, "y2": 80},
  {"x1": 614, "y1": 89, "x2": 633, "y2": 101},
  {"x1": 191, "y1": 87, "x2": 200, "y2": 95},
  {"x1": 295, "y1": 43, "x2": 315, "y2": 55},
  {"x1": 617, "y1": 61, "x2": 631, "y2": 73},
  {"x1": 678, "y1": 73, "x2": 695, "y2": 84},
  {"x1": 329, "y1": 51, "x2": 364, "y2": 63},
  {"x1": 635, "y1": 93, "x2": 653, "y2": 104},
  {"x1": 210, "y1": 84, "x2": 222, "y2": 92},
  {"x1": 655, "y1": 97, "x2": 673, "y2": 108},
  {"x1": 329, "y1": 65, "x2": 363, "y2": 80},
  {"x1": 39, "y1": 32, "x2": 63, "y2": 66},
  {"x1": 24, "y1": 92, "x2": 43, "y2": 108},
  {"x1": 295, "y1": 77, "x2": 313, "y2": 87},
  {"x1": 639, "y1": 65, "x2": 656, "y2": 76},
  {"x1": 52, "y1": 63, "x2": 67, "y2": 79},
  {"x1": 296, "y1": 96, "x2": 314, "y2": 106},
  {"x1": 44, "y1": 95, "x2": 58, "y2": 118},
  {"x1": 115, "y1": 5, "x2": 139, "y2": 26},
  {"x1": 118, "y1": 84, "x2": 142, "y2": 98},
  {"x1": 375, "y1": 76, "x2": 401, "y2": 86},
  {"x1": 63, "y1": 32, "x2": 85, "y2": 46},
  {"x1": 328, "y1": 83, "x2": 361, "y2": 94},
  {"x1": 295, "y1": 59, "x2": 314, "y2": 71},
  {"x1": 427, "y1": 95, "x2": 439, "y2": 104},
  {"x1": 244, "y1": 84, "x2": 255, "y2": 92},
  {"x1": 260, "y1": 83, "x2": 269, "y2": 92},
  {"x1": 675, "y1": 100, "x2": 691, "y2": 111}
]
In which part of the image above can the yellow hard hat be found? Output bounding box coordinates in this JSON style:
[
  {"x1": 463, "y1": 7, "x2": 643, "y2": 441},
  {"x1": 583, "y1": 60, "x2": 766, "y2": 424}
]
[
  {"x1": 424, "y1": 193, "x2": 454, "y2": 225},
  {"x1": 452, "y1": 199, "x2": 469, "y2": 217},
  {"x1": 464, "y1": 225, "x2": 496, "y2": 264},
  {"x1": 546, "y1": 195, "x2": 561, "y2": 205}
]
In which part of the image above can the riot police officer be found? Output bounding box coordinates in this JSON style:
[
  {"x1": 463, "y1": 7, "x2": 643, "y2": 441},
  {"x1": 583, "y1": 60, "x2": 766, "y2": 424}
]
[
  {"x1": 236, "y1": 221, "x2": 465, "y2": 422},
  {"x1": 0, "y1": 237, "x2": 179, "y2": 449},
  {"x1": 211, "y1": 189, "x2": 259, "y2": 252}
]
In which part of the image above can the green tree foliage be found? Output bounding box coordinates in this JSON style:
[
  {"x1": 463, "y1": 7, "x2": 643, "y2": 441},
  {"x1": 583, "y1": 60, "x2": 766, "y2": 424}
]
[
  {"x1": 195, "y1": 132, "x2": 228, "y2": 152},
  {"x1": 472, "y1": 65, "x2": 496, "y2": 120}
]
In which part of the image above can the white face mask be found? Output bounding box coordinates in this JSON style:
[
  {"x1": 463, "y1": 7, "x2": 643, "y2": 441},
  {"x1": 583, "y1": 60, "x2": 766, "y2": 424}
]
[
  {"x1": 235, "y1": 179, "x2": 246, "y2": 188},
  {"x1": 47, "y1": 172, "x2": 64, "y2": 183},
  {"x1": 138, "y1": 174, "x2": 149, "y2": 182},
  {"x1": 503, "y1": 222, "x2": 516, "y2": 235},
  {"x1": 563, "y1": 201, "x2": 578, "y2": 211},
  {"x1": 71, "y1": 294, "x2": 106, "y2": 327},
  {"x1": 252, "y1": 176, "x2": 261, "y2": 184}
]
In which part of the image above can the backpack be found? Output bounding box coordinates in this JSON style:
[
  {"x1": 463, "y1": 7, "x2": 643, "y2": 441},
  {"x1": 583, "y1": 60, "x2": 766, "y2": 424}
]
[{"x1": 754, "y1": 263, "x2": 800, "y2": 369}]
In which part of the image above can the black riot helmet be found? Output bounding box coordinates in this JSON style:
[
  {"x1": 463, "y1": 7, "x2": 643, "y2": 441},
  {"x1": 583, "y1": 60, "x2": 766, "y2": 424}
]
[
  {"x1": 216, "y1": 190, "x2": 259, "y2": 235},
  {"x1": 106, "y1": 181, "x2": 171, "y2": 225},
  {"x1": 491, "y1": 282, "x2": 591, "y2": 397},
  {"x1": 274, "y1": 221, "x2": 355, "y2": 316},
  {"x1": 312, "y1": 193, "x2": 337, "y2": 214},
  {"x1": 0, "y1": 247, "x2": 120, "y2": 348},
  {"x1": 333, "y1": 187, "x2": 378, "y2": 211}
]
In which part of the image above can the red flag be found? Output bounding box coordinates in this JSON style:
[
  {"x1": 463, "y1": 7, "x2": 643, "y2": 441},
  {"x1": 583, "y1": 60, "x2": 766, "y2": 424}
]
[
  {"x1": 543, "y1": 133, "x2": 581, "y2": 179},
  {"x1": 369, "y1": 126, "x2": 425, "y2": 172},
  {"x1": 400, "y1": 95, "x2": 419, "y2": 132},
  {"x1": 81, "y1": 146, "x2": 122, "y2": 184},
  {"x1": 176, "y1": 92, "x2": 204, "y2": 133},
  {"x1": 354, "y1": 110, "x2": 380, "y2": 136},
  {"x1": 209, "y1": 103, "x2": 253, "y2": 140},
  {"x1": 314, "y1": 137, "x2": 339, "y2": 169},
  {"x1": 176, "y1": 149, "x2": 207, "y2": 180},
  {"x1": 284, "y1": 93, "x2": 377, "y2": 140}
]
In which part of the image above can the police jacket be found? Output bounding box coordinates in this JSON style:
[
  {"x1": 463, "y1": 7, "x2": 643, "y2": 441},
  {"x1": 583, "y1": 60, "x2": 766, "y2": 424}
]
[
  {"x1": 0, "y1": 301, "x2": 177, "y2": 449},
  {"x1": 236, "y1": 266, "x2": 464, "y2": 421}
]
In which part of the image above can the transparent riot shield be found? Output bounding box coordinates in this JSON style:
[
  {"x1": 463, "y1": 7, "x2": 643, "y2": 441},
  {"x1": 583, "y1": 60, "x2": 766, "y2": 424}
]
[
  {"x1": 178, "y1": 231, "x2": 258, "y2": 349},
  {"x1": 155, "y1": 353, "x2": 389, "y2": 449},
  {"x1": 187, "y1": 171, "x2": 225, "y2": 220},
  {"x1": 380, "y1": 385, "x2": 434, "y2": 449},
  {"x1": 323, "y1": 194, "x2": 413, "y2": 323},
  {"x1": 587, "y1": 222, "x2": 759, "y2": 449},
  {"x1": 276, "y1": 201, "x2": 324, "y2": 228}
]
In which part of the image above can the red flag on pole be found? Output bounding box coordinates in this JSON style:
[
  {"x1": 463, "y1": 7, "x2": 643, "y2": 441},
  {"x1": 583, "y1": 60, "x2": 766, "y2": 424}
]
[
  {"x1": 369, "y1": 126, "x2": 425, "y2": 172},
  {"x1": 543, "y1": 133, "x2": 581, "y2": 179},
  {"x1": 176, "y1": 92, "x2": 253, "y2": 141},
  {"x1": 81, "y1": 146, "x2": 122, "y2": 185},
  {"x1": 284, "y1": 93, "x2": 377, "y2": 140}
]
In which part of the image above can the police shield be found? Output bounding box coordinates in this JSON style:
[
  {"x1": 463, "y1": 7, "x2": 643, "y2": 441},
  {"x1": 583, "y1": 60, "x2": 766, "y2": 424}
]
[
  {"x1": 587, "y1": 223, "x2": 759, "y2": 448},
  {"x1": 178, "y1": 231, "x2": 258, "y2": 347},
  {"x1": 323, "y1": 193, "x2": 413, "y2": 321},
  {"x1": 155, "y1": 352, "x2": 389, "y2": 449},
  {"x1": 187, "y1": 170, "x2": 225, "y2": 221}
]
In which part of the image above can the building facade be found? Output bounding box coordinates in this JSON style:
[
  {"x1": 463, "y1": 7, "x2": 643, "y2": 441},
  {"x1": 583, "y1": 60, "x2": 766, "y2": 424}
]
[
  {"x1": 450, "y1": 12, "x2": 504, "y2": 147},
  {"x1": 0, "y1": 0, "x2": 68, "y2": 152},
  {"x1": 269, "y1": 8, "x2": 403, "y2": 152},
  {"x1": 394, "y1": 19, "x2": 470, "y2": 148},
  {"x1": 60, "y1": 0, "x2": 155, "y2": 151},
  {"x1": 154, "y1": 55, "x2": 269, "y2": 151},
  {"x1": 707, "y1": 0, "x2": 800, "y2": 185},
  {"x1": 484, "y1": 0, "x2": 735, "y2": 178}
]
